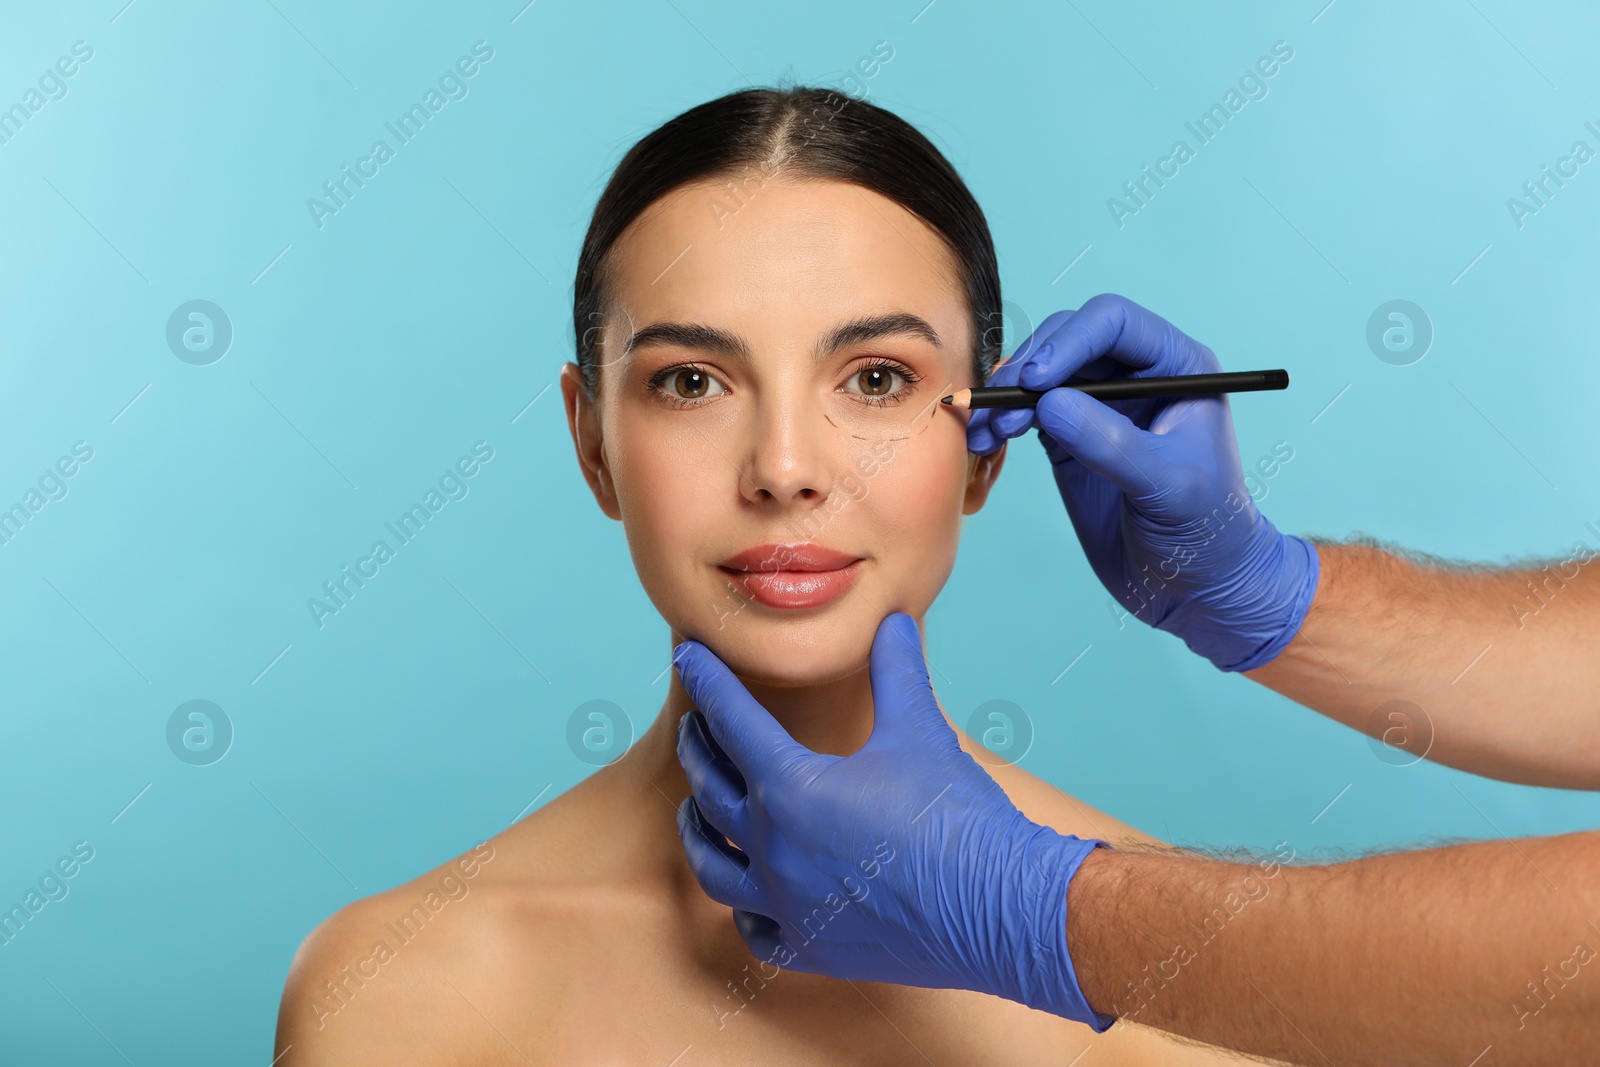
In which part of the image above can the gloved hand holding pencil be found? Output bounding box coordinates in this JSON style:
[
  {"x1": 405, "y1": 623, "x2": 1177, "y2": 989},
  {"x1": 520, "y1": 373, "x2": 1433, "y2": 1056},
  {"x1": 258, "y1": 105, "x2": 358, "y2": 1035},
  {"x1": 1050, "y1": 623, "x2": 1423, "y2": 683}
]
[{"x1": 964, "y1": 293, "x2": 1319, "y2": 673}]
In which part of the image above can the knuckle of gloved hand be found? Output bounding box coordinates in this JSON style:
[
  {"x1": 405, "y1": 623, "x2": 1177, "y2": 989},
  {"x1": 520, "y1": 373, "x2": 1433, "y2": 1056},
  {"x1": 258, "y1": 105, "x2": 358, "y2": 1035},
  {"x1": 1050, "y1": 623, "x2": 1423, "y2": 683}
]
[
  {"x1": 1032, "y1": 308, "x2": 1075, "y2": 341},
  {"x1": 699, "y1": 788, "x2": 734, "y2": 830},
  {"x1": 1086, "y1": 292, "x2": 1128, "y2": 333},
  {"x1": 1035, "y1": 387, "x2": 1075, "y2": 432},
  {"x1": 1003, "y1": 407, "x2": 1037, "y2": 438},
  {"x1": 761, "y1": 861, "x2": 809, "y2": 914},
  {"x1": 1095, "y1": 411, "x2": 1131, "y2": 454},
  {"x1": 749, "y1": 774, "x2": 783, "y2": 820}
]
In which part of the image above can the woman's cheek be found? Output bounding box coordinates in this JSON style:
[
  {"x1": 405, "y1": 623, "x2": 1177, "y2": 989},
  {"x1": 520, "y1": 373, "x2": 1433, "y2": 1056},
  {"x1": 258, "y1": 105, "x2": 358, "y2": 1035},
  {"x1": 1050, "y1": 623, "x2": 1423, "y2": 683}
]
[
  {"x1": 874, "y1": 453, "x2": 964, "y2": 572},
  {"x1": 609, "y1": 432, "x2": 711, "y2": 583}
]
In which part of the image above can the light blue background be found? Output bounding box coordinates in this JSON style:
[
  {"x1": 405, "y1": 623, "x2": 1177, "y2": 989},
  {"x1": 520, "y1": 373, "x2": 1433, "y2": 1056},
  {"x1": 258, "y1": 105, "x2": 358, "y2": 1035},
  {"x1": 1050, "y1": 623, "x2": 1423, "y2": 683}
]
[{"x1": 3, "y1": 0, "x2": 1597, "y2": 1061}]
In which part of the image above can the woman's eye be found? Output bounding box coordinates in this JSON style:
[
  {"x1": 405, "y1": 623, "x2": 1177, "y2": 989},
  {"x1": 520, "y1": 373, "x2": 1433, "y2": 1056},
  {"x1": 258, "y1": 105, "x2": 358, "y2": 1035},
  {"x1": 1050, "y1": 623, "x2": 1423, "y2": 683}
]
[
  {"x1": 843, "y1": 361, "x2": 920, "y2": 406},
  {"x1": 647, "y1": 359, "x2": 919, "y2": 409},
  {"x1": 648, "y1": 364, "x2": 727, "y2": 406}
]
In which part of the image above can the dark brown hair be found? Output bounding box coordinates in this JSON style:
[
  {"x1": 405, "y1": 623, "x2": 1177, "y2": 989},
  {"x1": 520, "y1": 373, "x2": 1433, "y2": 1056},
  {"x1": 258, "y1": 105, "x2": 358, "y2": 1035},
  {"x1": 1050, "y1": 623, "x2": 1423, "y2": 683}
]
[{"x1": 571, "y1": 84, "x2": 1001, "y2": 398}]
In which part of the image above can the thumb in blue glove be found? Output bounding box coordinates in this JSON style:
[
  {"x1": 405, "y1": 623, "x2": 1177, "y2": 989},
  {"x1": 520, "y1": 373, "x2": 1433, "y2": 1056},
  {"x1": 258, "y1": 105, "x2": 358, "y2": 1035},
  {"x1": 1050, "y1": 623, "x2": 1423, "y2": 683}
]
[{"x1": 671, "y1": 610, "x2": 1114, "y2": 1030}]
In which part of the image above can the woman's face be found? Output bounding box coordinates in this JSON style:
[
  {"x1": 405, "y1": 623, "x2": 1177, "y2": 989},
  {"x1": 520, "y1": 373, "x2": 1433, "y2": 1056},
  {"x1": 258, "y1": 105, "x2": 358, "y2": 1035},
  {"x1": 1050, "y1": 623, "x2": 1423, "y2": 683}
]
[{"x1": 562, "y1": 177, "x2": 1005, "y2": 687}]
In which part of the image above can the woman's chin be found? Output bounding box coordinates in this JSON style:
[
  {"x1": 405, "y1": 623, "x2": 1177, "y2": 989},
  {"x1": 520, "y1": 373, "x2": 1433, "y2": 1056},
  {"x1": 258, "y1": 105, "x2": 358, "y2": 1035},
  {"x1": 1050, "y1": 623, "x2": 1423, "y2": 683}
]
[{"x1": 689, "y1": 617, "x2": 875, "y2": 688}]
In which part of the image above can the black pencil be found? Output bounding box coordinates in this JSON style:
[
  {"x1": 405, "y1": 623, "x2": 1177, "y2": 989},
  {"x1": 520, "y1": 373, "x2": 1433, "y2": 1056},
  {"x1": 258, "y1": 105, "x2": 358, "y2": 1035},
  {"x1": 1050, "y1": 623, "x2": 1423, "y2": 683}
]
[{"x1": 941, "y1": 369, "x2": 1289, "y2": 410}]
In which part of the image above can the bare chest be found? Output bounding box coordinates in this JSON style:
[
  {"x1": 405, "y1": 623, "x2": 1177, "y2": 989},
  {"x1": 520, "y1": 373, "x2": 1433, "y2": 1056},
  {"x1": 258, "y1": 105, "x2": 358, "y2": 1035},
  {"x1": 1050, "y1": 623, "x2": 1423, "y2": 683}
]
[{"x1": 457, "y1": 906, "x2": 1195, "y2": 1067}]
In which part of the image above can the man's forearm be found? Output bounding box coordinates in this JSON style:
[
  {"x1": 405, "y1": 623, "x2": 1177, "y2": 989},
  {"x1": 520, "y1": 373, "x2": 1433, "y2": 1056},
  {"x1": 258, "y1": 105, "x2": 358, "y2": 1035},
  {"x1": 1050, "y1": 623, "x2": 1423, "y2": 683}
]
[
  {"x1": 1245, "y1": 538, "x2": 1600, "y2": 788},
  {"x1": 1066, "y1": 833, "x2": 1600, "y2": 1065}
]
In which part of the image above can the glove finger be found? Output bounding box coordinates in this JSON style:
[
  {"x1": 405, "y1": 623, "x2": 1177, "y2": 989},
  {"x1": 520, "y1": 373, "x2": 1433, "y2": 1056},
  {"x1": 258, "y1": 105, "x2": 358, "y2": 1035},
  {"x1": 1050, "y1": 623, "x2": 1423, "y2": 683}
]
[
  {"x1": 968, "y1": 309, "x2": 1076, "y2": 453},
  {"x1": 676, "y1": 709, "x2": 751, "y2": 843},
  {"x1": 860, "y1": 612, "x2": 960, "y2": 758},
  {"x1": 1017, "y1": 293, "x2": 1212, "y2": 391},
  {"x1": 673, "y1": 640, "x2": 815, "y2": 784},
  {"x1": 966, "y1": 398, "x2": 999, "y2": 454},
  {"x1": 1035, "y1": 387, "x2": 1164, "y2": 501},
  {"x1": 965, "y1": 368, "x2": 1017, "y2": 453},
  {"x1": 1051, "y1": 461, "x2": 1134, "y2": 593},
  {"x1": 1148, "y1": 393, "x2": 1219, "y2": 437},
  {"x1": 676, "y1": 796, "x2": 764, "y2": 914},
  {"x1": 990, "y1": 405, "x2": 1036, "y2": 440},
  {"x1": 967, "y1": 402, "x2": 1021, "y2": 453},
  {"x1": 733, "y1": 908, "x2": 802, "y2": 971},
  {"x1": 1007, "y1": 307, "x2": 1078, "y2": 370},
  {"x1": 1067, "y1": 353, "x2": 1173, "y2": 431},
  {"x1": 960, "y1": 412, "x2": 998, "y2": 454}
]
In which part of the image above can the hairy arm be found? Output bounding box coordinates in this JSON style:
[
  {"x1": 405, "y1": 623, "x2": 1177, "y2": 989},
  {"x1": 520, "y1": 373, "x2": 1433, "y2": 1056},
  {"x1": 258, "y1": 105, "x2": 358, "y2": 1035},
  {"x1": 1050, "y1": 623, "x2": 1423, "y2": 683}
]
[
  {"x1": 1244, "y1": 537, "x2": 1600, "y2": 788},
  {"x1": 1066, "y1": 832, "x2": 1600, "y2": 1066}
]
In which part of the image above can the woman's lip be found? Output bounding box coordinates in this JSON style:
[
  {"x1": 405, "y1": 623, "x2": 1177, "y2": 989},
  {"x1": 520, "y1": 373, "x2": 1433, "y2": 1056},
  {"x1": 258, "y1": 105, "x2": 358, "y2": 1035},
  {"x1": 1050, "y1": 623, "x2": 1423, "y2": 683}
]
[
  {"x1": 717, "y1": 559, "x2": 865, "y2": 609},
  {"x1": 718, "y1": 542, "x2": 863, "y2": 572}
]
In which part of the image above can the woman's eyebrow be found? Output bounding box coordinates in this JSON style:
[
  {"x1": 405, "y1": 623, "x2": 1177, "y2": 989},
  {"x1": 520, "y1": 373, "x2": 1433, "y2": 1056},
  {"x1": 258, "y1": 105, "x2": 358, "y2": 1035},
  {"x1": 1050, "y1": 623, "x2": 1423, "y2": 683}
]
[{"x1": 620, "y1": 312, "x2": 942, "y2": 367}]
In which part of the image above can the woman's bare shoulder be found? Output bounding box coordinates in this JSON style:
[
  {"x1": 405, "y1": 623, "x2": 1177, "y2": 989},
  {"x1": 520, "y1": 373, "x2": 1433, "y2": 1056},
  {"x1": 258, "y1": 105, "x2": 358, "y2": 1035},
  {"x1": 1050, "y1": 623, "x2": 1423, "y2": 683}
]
[{"x1": 273, "y1": 794, "x2": 596, "y2": 1065}]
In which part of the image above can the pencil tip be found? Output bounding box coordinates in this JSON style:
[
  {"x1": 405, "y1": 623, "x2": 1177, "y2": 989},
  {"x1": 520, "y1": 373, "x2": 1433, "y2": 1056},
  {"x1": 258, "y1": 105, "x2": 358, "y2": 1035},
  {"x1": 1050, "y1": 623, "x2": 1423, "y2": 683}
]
[{"x1": 940, "y1": 395, "x2": 952, "y2": 404}]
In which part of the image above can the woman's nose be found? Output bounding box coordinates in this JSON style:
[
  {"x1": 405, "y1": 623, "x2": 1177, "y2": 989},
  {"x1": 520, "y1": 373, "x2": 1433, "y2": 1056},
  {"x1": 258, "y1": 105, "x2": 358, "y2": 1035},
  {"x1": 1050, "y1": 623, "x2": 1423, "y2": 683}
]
[{"x1": 740, "y1": 397, "x2": 835, "y2": 506}]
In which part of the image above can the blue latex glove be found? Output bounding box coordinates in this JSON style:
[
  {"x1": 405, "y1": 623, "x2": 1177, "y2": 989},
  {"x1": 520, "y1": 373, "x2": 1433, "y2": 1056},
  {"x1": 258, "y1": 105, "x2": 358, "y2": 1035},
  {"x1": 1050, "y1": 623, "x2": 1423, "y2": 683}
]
[
  {"x1": 968, "y1": 293, "x2": 1319, "y2": 672},
  {"x1": 672, "y1": 611, "x2": 1114, "y2": 1030}
]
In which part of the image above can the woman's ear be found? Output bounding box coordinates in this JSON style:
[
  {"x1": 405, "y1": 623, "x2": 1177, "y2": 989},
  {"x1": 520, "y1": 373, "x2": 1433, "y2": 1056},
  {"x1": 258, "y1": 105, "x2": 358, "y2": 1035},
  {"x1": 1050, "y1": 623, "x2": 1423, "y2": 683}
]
[
  {"x1": 961, "y1": 440, "x2": 1006, "y2": 516},
  {"x1": 561, "y1": 362, "x2": 622, "y2": 520}
]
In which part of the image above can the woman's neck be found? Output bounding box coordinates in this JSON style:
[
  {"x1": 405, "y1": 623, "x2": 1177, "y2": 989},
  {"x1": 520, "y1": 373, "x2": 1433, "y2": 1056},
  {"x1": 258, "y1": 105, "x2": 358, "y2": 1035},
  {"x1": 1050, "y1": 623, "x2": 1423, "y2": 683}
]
[{"x1": 636, "y1": 628, "x2": 883, "y2": 811}]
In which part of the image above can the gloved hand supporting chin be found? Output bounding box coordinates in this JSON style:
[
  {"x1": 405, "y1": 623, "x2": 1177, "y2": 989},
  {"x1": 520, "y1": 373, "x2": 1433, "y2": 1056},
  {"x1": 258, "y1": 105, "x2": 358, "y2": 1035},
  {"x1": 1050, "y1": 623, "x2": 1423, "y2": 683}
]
[{"x1": 672, "y1": 612, "x2": 1115, "y2": 1030}]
